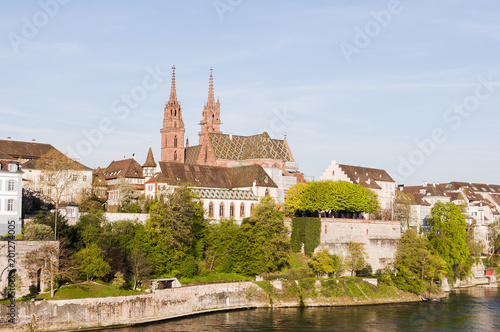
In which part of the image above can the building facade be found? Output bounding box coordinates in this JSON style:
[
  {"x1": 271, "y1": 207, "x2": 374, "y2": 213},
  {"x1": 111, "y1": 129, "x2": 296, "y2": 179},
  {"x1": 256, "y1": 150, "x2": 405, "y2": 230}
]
[
  {"x1": 320, "y1": 160, "x2": 397, "y2": 211},
  {"x1": 145, "y1": 162, "x2": 278, "y2": 222},
  {"x1": 0, "y1": 157, "x2": 23, "y2": 235}
]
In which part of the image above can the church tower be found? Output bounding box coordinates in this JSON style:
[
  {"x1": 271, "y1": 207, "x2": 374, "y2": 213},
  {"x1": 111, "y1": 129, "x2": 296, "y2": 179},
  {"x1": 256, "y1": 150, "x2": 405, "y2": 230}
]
[
  {"x1": 199, "y1": 68, "x2": 222, "y2": 144},
  {"x1": 161, "y1": 66, "x2": 185, "y2": 162}
]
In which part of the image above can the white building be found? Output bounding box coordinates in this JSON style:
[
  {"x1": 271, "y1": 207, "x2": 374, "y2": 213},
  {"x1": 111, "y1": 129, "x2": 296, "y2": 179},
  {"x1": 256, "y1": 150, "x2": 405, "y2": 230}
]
[
  {"x1": 0, "y1": 156, "x2": 23, "y2": 235},
  {"x1": 0, "y1": 139, "x2": 92, "y2": 204},
  {"x1": 320, "y1": 160, "x2": 397, "y2": 211},
  {"x1": 145, "y1": 162, "x2": 278, "y2": 223}
]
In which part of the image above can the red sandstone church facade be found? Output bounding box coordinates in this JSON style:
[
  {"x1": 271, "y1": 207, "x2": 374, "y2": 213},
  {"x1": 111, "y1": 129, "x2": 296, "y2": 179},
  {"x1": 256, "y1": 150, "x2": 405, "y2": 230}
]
[{"x1": 159, "y1": 66, "x2": 303, "y2": 202}]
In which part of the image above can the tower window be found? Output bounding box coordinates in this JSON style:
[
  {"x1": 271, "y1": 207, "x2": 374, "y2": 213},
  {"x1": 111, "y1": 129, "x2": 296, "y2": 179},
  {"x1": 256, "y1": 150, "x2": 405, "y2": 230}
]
[
  {"x1": 175, "y1": 109, "x2": 177, "y2": 116},
  {"x1": 174, "y1": 151, "x2": 177, "y2": 161},
  {"x1": 174, "y1": 136, "x2": 178, "y2": 148}
]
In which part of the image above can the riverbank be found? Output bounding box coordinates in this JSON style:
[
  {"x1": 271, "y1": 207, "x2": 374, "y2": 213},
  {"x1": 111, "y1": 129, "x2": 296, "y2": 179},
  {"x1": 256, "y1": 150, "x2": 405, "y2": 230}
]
[{"x1": 0, "y1": 279, "x2": 423, "y2": 332}]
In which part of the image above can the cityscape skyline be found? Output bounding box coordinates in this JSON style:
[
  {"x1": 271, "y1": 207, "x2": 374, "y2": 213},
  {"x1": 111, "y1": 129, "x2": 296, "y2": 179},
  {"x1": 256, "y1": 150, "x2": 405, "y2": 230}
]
[{"x1": 2, "y1": 1, "x2": 500, "y2": 185}]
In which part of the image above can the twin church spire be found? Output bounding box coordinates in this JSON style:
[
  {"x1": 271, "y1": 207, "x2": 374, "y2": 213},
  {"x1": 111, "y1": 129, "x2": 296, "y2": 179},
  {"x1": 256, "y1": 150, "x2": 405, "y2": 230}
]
[{"x1": 160, "y1": 66, "x2": 221, "y2": 162}]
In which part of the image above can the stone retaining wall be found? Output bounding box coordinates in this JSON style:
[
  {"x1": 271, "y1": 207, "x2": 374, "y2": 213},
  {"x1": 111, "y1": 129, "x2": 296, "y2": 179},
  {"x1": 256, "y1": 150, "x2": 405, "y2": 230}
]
[
  {"x1": 318, "y1": 218, "x2": 401, "y2": 272},
  {"x1": 0, "y1": 281, "x2": 263, "y2": 331}
]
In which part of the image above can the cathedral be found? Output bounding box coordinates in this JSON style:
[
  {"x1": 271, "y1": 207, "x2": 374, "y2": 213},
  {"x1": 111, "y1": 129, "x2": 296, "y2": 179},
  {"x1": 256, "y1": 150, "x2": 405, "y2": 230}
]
[{"x1": 159, "y1": 66, "x2": 303, "y2": 202}]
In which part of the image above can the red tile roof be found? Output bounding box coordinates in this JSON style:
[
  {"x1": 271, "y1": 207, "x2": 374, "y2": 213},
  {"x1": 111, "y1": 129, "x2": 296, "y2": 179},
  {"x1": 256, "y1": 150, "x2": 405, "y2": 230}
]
[
  {"x1": 103, "y1": 159, "x2": 144, "y2": 179},
  {"x1": 147, "y1": 162, "x2": 277, "y2": 189},
  {"x1": 338, "y1": 164, "x2": 394, "y2": 190}
]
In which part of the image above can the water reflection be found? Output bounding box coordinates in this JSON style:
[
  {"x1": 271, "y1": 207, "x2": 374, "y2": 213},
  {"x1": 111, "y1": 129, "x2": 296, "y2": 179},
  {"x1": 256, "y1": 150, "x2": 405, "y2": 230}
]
[{"x1": 99, "y1": 287, "x2": 500, "y2": 332}]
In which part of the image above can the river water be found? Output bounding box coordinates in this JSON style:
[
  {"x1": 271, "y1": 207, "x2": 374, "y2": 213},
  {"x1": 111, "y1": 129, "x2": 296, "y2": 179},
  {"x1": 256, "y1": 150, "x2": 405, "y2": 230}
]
[{"x1": 101, "y1": 287, "x2": 500, "y2": 332}]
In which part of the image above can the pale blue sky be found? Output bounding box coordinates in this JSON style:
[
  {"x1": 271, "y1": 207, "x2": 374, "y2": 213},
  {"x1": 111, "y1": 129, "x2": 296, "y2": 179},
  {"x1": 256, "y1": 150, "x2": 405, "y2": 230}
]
[{"x1": 1, "y1": 0, "x2": 500, "y2": 185}]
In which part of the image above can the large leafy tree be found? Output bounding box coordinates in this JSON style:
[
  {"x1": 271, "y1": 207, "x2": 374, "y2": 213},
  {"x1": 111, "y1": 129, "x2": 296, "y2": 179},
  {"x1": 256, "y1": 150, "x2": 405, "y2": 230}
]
[
  {"x1": 393, "y1": 229, "x2": 446, "y2": 293},
  {"x1": 237, "y1": 196, "x2": 291, "y2": 274},
  {"x1": 285, "y1": 181, "x2": 379, "y2": 215},
  {"x1": 145, "y1": 185, "x2": 206, "y2": 275},
  {"x1": 428, "y1": 202, "x2": 470, "y2": 280},
  {"x1": 74, "y1": 243, "x2": 111, "y2": 282}
]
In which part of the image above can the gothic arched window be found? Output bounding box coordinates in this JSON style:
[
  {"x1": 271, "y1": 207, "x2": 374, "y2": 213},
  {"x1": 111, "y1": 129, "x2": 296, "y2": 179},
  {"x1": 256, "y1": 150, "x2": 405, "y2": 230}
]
[
  {"x1": 219, "y1": 202, "x2": 224, "y2": 217},
  {"x1": 240, "y1": 203, "x2": 245, "y2": 218},
  {"x1": 208, "y1": 202, "x2": 214, "y2": 217},
  {"x1": 174, "y1": 151, "x2": 177, "y2": 161},
  {"x1": 174, "y1": 135, "x2": 178, "y2": 148},
  {"x1": 229, "y1": 203, "x2": 235, "y2": 217}
]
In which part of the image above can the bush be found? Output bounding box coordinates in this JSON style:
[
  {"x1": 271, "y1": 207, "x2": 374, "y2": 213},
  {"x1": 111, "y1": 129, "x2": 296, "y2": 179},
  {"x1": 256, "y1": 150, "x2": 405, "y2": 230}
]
[{"x1": 356, "y1": 265, "x2": 373, "y2": 278}]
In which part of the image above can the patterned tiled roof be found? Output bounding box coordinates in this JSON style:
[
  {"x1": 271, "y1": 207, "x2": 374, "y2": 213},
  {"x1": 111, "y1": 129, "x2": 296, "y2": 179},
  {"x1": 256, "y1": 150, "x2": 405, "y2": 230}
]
[
  {"x1": 147, "y1": 162, "x2": 277, "y2": 189},
  {"x1": 208, "y1": 132, "x2": 293, "y2": 162},
  {"x1": 192, "y1": 188, "x2": 257, "y2": 201},
  {"x1": 185, "y1": 145, "x2": 202, "y2": 164}
]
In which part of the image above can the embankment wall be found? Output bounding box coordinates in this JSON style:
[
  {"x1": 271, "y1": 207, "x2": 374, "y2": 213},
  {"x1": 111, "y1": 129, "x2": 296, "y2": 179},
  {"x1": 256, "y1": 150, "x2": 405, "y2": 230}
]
[{"x1": 0, "y1": 281, "x2": 263, "y2": 331}]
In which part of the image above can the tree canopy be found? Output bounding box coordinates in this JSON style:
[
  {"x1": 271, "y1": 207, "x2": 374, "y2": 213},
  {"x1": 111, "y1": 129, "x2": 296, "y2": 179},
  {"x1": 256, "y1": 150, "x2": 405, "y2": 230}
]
[
  {"x1": 428, "y1": 202, "x2": 470, "y2": 280},
  {"x1": 286, "y1": 181, "x2": 379, "y2": 215}
]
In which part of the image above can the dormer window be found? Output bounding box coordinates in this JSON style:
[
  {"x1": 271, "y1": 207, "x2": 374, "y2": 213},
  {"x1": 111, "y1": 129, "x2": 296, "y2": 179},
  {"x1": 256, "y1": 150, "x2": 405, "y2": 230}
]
[{"x1": 8, "y1": 164, "x2": 17, "y2": 172}]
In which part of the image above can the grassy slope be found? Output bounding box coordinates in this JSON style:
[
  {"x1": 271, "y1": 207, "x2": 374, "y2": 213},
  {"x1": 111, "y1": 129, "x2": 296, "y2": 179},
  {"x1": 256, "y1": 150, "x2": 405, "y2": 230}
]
[{"x1": 36, "y1": 282, "x2": 144, "y2": 300}]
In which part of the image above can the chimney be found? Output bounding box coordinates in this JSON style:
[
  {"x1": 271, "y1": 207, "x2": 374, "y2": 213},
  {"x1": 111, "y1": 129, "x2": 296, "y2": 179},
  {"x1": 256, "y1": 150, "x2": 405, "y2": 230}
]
[
  {"x1": 7, "y1": 137, "x2": 11, "y2": 140},
  {"x1": 229, "y1": 133, "x2": 233, "y2": 140},
  {"x1": 73, "y1": 158, "x2": 80, "y2": 163},
  {"x1": 422, "y1": 181, "x2": 427, "y2": 187},
  {"x1": 32, "y1": 139, "x2": 36, "y2": 142},
  {"x1": 132, "y1": 153, "x2": 136, "y2": 160}
]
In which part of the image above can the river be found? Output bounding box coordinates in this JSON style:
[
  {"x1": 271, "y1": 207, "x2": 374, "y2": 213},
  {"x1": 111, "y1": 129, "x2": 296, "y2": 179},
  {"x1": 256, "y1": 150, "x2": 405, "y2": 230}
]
[{"x1": 100, "y1": 286, "x2": 500, "y2": 331}]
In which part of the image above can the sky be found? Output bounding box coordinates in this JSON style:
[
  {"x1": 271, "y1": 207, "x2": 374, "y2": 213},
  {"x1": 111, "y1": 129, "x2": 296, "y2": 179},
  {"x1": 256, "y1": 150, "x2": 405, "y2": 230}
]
[{"x1": 1, "y1": 0, "x2": 500, "y2": 186}]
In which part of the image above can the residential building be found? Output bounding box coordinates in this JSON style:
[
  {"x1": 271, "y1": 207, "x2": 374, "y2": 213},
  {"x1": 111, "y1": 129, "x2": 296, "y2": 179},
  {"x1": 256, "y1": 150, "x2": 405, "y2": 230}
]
[
  {"x1": 320, "y1": 160, "x2": 397, "y2": 211},
  {"x1": 102, "y1": 156, "x2": 145, "y2": 211},
  {"x1": 0, "y1": 154, "x2": 23, "y2": 235},
  {"x1": 0, "y1": 139, "x2": 92, "y2": 204}
]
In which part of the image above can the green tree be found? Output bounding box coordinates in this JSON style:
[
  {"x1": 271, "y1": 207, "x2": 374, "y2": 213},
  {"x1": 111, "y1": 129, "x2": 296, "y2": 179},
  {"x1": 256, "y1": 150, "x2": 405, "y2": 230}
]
[
  {"x1": 393, "y1": 229, "x2": 446, "y2": 293},
  {"x1": 428, "y1": 202, "x2": 470, "y2": 280},
  {"x1": 285, "y1": 181, "x2": 379, "y2": 215},
  {"x1": 111, "y1": 271, "x2": 126, "y2": 295},
  {"x1": 285, "y1": 182, "x2": 308, "y2": 213},
  {"x1": 74, "y1": 243, "x2": 111, "y2": 282},
  {"x1": 145, "y1": 185, "x2": 206, "y2": 275},
  {"x1": 32, "y1": 210, "x2": 73, "y2": 240},
  {"x1": 75, "y1": 209, "x2": 108, "y2": 249},
  {"x1": 309, "y1": 249, "x2": 341, "y2": 278},
  {"x1": 23, "y1": 223, "x2": 54, "y2": 241},
  {"x1": 344, "y1": 242, "x2": 367, "y2": 276},
  {"x1": 233, "y1": 197, "x2": 291, "y2": 275}
]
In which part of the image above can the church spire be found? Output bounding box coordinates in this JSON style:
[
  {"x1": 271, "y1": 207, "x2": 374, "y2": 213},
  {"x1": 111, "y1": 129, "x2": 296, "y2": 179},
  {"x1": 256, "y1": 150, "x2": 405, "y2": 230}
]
[
  {"x1": 207, "y1": 67, "x2": 215, "y2": 107},
  {"x1": 199, "y1": 67, "x2": 222, "y2": 144},
  {"x1": 161, "y1": 65, "x2": 185, "y2": 163},
  {"x1": 169, "y1": 65, "x2": 177, "y2": 104}
]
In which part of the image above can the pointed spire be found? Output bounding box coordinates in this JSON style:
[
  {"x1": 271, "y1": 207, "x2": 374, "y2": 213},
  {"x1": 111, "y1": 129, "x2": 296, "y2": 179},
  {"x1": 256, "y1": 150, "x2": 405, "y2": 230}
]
[
  {"x1": 207, "y1": 67, "x2": 215, "y2": 107},
  {"x1": 168, "y1": 65, "x2": 177, "y2": 104},
  {"x1": 143, "y1": 146, "x2": 157, "y2": 167}
]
